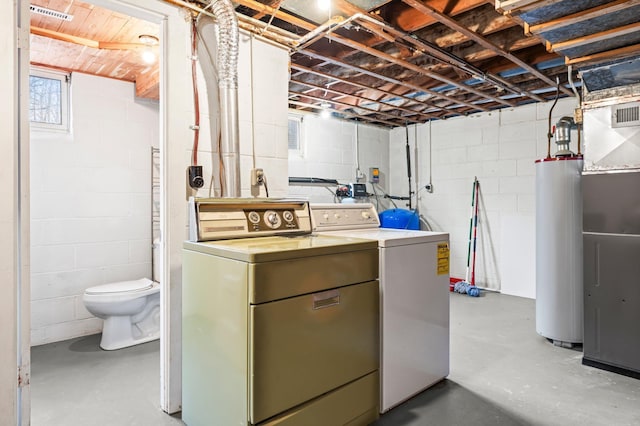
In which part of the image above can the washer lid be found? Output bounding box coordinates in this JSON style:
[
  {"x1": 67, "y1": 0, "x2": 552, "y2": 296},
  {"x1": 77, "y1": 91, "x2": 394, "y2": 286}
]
[{"x1": 85, "y1": 278, "x2": 153, "y2": 295}]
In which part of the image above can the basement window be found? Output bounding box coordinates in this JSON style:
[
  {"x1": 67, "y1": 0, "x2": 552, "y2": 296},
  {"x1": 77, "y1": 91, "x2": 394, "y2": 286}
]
[
  {"x1": 288, "y1": 115, "x2": 303, "y2": 153},
  {"x1": 29, "y1": 68, "x2": 70, "y2": 132}
]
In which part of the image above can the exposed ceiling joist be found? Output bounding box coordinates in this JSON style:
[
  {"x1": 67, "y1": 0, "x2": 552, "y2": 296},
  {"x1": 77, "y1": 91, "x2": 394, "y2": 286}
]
[
  {"x1": 33, "y1": 0, "x2": 605, "y2": 126},
  {"x1": 288, "y1": 99, "x2": 402, "y2": 127},
  {"x1": 290, "y1": 63, "x2": 441, "y2": 119},
  {"x1": 402, "y1": 0, "x2": 573, "y2": 97}
]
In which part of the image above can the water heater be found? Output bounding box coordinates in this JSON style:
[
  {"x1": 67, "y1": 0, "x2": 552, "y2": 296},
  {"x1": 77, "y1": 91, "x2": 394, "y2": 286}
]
[{"x1": 535, "y1": 115, "x2": 583, "y2": 346}]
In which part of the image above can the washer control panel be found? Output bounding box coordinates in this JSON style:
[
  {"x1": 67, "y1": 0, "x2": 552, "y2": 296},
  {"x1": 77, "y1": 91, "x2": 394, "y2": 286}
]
[
  {"x1": 189, "y1": 198, "x2": 312, "y2": 241},
  {"x1": 310, "y1": 203, "x2": 380, "y2": 231}
]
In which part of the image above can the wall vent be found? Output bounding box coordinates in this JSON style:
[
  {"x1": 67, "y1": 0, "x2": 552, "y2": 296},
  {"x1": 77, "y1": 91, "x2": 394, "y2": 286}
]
[
  {"x1": 30, "y1": 5, "x2": 74, "y2": 21},
  {"x1": 612, "y1": 102, "x2": 640, "y2": 128}
]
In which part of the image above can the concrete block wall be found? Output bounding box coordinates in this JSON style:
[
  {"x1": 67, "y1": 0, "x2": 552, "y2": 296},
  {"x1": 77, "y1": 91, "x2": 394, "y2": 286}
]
[
  {"x1": 288, "y1": 114, "x2": 390, "y2": 202},
  {"x1": 30, "y1": 72, "x2": 159, "y2": 346},
  {"x1": 389, "y1": 98, "x2": 577, "y2": 298}
]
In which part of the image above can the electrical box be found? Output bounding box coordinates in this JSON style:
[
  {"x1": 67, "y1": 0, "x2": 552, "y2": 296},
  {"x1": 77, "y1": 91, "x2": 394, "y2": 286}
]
[{"x1": 369, "y1": 167, "x2": 380, "y2": 184}]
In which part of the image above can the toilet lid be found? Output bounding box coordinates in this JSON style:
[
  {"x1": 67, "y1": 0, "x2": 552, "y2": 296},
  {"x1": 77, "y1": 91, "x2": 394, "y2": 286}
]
[{"x1": 85, "y1": 278, "x2": 154, "y2": 295}]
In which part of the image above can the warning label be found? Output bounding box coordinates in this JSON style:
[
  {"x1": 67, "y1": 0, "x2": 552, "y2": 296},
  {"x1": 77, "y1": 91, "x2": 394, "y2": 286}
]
[{"x1": 437, "y1": 242, "x2": 450, "y2": 275}]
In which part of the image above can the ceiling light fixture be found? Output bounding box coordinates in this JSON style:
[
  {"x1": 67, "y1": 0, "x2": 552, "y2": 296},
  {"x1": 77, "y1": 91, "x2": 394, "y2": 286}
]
[
  {"x1": 320, "y1": 101, "x2": 332, "y2": 119},
  {"x1": 139, "y1": 34, "x2": 159, "y2": 46},
  {"x1": 139, "y1": 34, "x2": 159, "y2": 64}
]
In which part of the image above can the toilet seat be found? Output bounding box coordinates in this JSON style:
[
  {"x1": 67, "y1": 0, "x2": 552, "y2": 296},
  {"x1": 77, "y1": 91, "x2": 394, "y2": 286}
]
[{"x1": 86, "y1": 278, "x2": 153, "y2": 295}]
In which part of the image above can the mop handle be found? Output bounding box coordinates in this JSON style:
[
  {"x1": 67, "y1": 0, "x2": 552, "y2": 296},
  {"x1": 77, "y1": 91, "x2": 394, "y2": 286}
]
[
  {"x1": 471, "y1": 179, "x2": 480, "y2": 285},
  {"x1": 465, "y1": 178, "x2": 477, "y2": 283}
]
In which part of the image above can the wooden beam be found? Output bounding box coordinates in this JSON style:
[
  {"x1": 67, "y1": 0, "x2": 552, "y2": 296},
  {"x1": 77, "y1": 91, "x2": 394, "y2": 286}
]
[
  {"x1": 291, "y1": 64, "x2": 441, "y2": 118},
  {"x1": 296, "y1": 49, "x2": 490, "y2": 112},
  {"x1": 31, "y1": 25, "x2": 150, "y2": 50},
  {"x1": 526, "y1": 0, "x2": 640, "y2": 35},
  {"x1": 403, "y1": 0, "x2": 574, "y2": 97},
  {"x1": 237, "y1": 0, "x2": 511, "y2": 107},
  {"x1": 388, "y1": 0, "x2": 492, "y2": 32},
  {"x1": 565, "y1": 42, "x2": 640, "y2": 66},
  {"x1": 288, "y1": 100, "x2": 402, "y2": 127},
  {"x1": 31, "y1": 26, "x2": 99, "y2": 48},
  {"x1": 550, "y1": 22, "x2": 640, "y2": 52},
  {"x1": 291, "y1": 79, "x2": 424, "y2": 123}
]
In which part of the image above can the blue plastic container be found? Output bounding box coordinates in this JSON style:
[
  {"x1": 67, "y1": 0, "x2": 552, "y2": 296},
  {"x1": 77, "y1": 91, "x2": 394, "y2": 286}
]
[{"x1": 379, "y1": 209, "x2": 420, "y2": 230}]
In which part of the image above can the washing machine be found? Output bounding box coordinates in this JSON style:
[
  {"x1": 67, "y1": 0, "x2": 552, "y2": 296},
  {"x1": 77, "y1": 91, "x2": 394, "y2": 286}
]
[
  {"x1": 310, "y1": 203, "x2": 450, "y2": 413},
  {"x1": 182, "y1": 198, "x2": 380, "y2": 426}
]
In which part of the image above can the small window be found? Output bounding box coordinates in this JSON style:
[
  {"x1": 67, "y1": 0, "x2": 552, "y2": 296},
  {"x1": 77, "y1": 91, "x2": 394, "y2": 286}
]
[
  {"x1": 29, "y1": 68, "x2": 70, "y2": 131},
  {"x1": 288, "y1": 115, "x2": 303, "y2": 152}
]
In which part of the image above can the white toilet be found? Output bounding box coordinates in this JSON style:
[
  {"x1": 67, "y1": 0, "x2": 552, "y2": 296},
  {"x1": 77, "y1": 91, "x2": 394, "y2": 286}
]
[{"x1": 83, "y1": 243, "x2": 161, "y2": 350}]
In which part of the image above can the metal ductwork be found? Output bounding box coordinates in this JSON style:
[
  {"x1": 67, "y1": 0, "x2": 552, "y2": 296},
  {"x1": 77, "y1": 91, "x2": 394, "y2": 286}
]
[{"x1": 198, "y1": 0, "x2": 240, "y2": 197}]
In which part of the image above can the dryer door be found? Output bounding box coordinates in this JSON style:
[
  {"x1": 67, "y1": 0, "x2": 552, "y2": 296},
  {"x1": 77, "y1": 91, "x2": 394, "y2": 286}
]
[{"x1": 249, "y1": 280, "x2": 379, "y2": 424}]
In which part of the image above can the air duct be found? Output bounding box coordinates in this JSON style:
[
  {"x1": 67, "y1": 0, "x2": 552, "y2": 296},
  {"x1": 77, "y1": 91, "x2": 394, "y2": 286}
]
[{"x1": 198, "y1": 0, "x2": 240, "y2": 197}]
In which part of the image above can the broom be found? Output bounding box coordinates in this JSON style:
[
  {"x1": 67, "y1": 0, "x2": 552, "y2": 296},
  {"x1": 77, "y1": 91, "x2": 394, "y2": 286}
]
[{"x1": 454, "y1": 177, "x2": 480, "y2": 297}]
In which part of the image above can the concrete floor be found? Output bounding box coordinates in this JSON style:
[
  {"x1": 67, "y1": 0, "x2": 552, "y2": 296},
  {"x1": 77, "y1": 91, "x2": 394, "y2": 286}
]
[{"x1": 31, "y1": 292, "x2": 640, "y2": 425}]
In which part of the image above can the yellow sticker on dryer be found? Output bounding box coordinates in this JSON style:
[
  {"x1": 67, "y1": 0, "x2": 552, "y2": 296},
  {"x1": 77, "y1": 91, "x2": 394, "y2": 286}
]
[{"x1": 437, "y1": 242, "x2": 450, "y2": 275}]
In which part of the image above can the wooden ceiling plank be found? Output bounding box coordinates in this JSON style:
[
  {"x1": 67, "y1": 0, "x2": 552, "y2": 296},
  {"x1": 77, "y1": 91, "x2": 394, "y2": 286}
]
[
  {"x1": 402, "y1": 0, "x2": 573, "y2": 97},
  {"x1": 388, "y1": 0, "x2": 493, "y2": 32},
  {"x1": 526, "y1": 0, "x2": 640, "y2": 35},
  {"x1": 135, "y1": 67, "x2": 159, "y2": 100},
  {"x1": 59, "y1": 5, "x2": 92, "y2": 38},
  {"x1": 550, "y1": 21, "x2": 640, "y2": 53}
]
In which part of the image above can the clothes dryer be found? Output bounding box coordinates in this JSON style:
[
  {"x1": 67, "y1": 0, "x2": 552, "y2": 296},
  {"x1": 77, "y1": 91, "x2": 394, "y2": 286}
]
[{"x1": 182, "y1": 199, "x2": 380, "y2": 425}]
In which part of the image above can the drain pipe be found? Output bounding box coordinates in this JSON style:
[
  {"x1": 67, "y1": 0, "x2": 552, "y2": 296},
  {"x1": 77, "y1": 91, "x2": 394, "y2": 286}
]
[{"x1": 204, "y1": 0, "x2": 240, "y2": 197}]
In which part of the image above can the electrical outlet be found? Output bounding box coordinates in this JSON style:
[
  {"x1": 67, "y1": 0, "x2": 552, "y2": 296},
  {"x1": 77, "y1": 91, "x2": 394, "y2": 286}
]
[{"x1": 251, "y1": 168, "x2": 264, "y2": 186}]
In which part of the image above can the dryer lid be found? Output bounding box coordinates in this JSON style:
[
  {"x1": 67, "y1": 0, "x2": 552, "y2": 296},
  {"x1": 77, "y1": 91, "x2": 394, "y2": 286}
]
[{"x1": 85, "y1": 278, "x2": 154, "y2": 295}]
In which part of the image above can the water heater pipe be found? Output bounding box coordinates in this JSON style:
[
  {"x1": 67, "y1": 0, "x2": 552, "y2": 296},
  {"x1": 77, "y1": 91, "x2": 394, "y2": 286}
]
[
  {"x1": 567, "y1": 65, "x2": 582, "y2": 155},
  {"x1": 546, "y1": 77, "x2": 560, "y2": 159}
]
